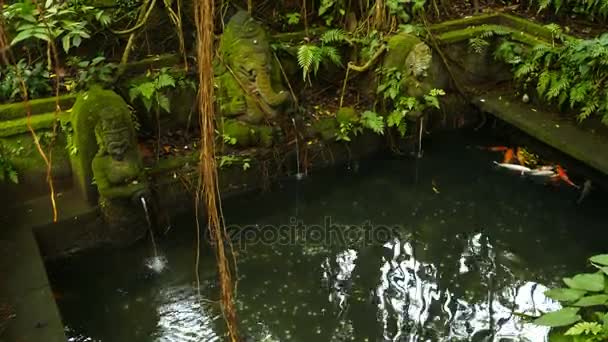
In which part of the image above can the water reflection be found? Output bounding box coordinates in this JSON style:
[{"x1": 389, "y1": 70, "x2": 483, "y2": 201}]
[
  {"x1": 365, "y1": 234, "x2": 559, "y2": 341},
  {"x1": 154, "y1": 286, "x2": 219, "y2": 342}
]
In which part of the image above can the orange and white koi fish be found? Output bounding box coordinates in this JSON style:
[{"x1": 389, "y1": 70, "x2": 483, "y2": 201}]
[
  {"x1": 503, "y1": 148, "x2": 515, "y2": 164},
  {"x1": 555, "y1": 165, "x2": 579, "y2": 188}
]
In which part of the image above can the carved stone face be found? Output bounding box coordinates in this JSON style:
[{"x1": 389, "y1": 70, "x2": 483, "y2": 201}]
[{"x1": 99, "y1": 114, "x2": 131, "y2": 161}]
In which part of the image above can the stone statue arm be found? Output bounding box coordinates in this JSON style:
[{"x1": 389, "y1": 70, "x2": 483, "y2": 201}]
[{"x1": 92, "y1": 156, "x2": 147, "y2": 200}]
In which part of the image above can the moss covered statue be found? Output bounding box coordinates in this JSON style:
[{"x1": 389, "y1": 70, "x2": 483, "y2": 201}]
[
  {"x1": 215, "y1": 10, "x2": 291, "y2": 147},
  {"x1": 70, "y1": 87, "x2": 149, "y2": 232}
]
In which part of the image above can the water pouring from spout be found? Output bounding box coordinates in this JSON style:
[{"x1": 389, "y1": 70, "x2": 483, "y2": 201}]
[
  {"x1": 140, "y1": 196, "x2": 168, "y2": 274},
  {"x1": 291, "y1": 118, "x2": 304, "y2": 180}
]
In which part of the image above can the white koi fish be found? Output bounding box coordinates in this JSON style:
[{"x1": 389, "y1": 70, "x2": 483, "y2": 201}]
[
  {"x1": 527, "y1": 169, "x2": 556, "y2": 177},
  {"x1": 493, "y1": 161, "x2": 532, "y2": 175}
]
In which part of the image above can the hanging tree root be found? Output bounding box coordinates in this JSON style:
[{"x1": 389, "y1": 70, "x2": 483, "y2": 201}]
[
  {"x1": 339, "y1": 44, "x2": 387, "y2": 108},
  {"x1": 194, "y1": 0, "x2": 239, "y2": 341},
  {"x1": 0, "y1": 0, "x2": 61, "y2": 222}
]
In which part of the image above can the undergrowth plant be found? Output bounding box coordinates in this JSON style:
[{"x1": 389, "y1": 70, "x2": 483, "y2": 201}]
[
  {"x1": 129, "y1": 68, "x2": 176, "y2": 116},
  {"x1": 534, "y1": 0, "x2": 608, "y2": 20},
  {"x1": 297, "y1": 29, "x2": 346, "y2": 82},
  {"x1": 0, "y1": 144, "x2": 19, "y2": 184},
  {"x1": 65, "y1": 56, "x2": 118, "y2": 91},
  {"x1": 377, "y1": 67, "x2": 444, "y2": 137},
  {"x1": 218, "y1": 155, "x2": 251, "y2": 171},
  {"x1": 335, "y1": 110, "x2": 385, "y2": 142},
  {"x1": 509, "y1": 31, "x2": 608, "y2": 124},
  {"x1": 3, "y1": 0, "x2": 111, "y2": 62},
  {"x1": 0, "y1": 59, "x2": 51, "y2": 102},
  {"x1": 533, "y1": 254, "x2": 608, "y2": 341}
]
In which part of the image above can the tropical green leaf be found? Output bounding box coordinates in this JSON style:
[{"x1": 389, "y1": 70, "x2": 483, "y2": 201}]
[
  {"x1": 563, "y1": 273, "x2": 605, "y2": 292},
  {"x1": 156, "y1": 73, "x2": 176, "y2": 89},
  {"x1": 534, "y1": 307, "x2": 581, "y2": 327},
  {"x1": 544, "y1": 288, "x2": 588, "y2": 302},
  {"x1": 157, "y1": 95, "x2": 171, "y2": 113},
  {"x1": 572, "y1": 294, "x2": 608, "y2": 307},
  {"x1": 62, "y1": 35, "x2": 71, "y2": 53},
  {"x1": 590, "y1": 254, "x2": 608, "y2": 266},
  {"x1": 137, "y1": 82, "x2": 156, "y2": 100}
]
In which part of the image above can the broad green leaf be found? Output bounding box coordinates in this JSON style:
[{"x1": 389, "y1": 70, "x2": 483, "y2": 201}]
[
  {"x1": 533, "y1": 307, "x2": 581, "y2": 327},
  {"x1": 157, "y1": 95, "x2": 171, "y2": 113},
  {"x1": 398, "y1": 123, "x2": 407, "y2": 137},
  {"x1": 62, "y1": 35, "x2": 71, "y2": 53},
  {"x1": 8, "y1": 170, "x2": 18, "y2": 184},
  {"x1": 564, "y1": 273, "x2": 605, "y2": 292},
  {"x1": 129, "y1": 87, "x2": 140, "y2": 102},
  {"x1": 141, "y1": 97, "x2": 153, "y2": 113},
  {"x1": 387, "y1": 111, "x2": 404, "y2": 128},
  {"x1": 590, "y1": 254, "x2": 608, "y2": 266},
  {"x1": 137, "y1": 82, "x2": 156, "y2": 100},
  {"x1": 573, "y1": 294, "x2": 608, "y2": 307},
  {"x1": 156, "y1": 73, "x2": 176, "y2": 89},
  {"x1": 72, "y1": 35, "x2": 82, "y2": 47},
  {"x1": 544, "y1": 288, "x2": 587, "y2": 302},
  {"x1": 10, "y1": 30, "x2": 36, "y2": 45}
]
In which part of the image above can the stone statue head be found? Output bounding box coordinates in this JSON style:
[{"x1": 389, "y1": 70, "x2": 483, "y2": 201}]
[{"x1": 96, "y1": 111, "x2": 132, "y2": 161}]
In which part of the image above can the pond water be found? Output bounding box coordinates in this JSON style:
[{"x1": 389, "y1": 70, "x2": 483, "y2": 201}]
[{"x1": 48, "y1": 131, "x2": 608, "y2": 342}]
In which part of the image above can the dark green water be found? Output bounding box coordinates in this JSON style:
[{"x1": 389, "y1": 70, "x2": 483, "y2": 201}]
[{"x1": 49, "y1": 131, "x2": 608, "y2": 342}]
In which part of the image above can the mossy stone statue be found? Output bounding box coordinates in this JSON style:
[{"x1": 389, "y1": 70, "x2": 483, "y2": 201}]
[
  {"x1": 215, "y1": 10, "x2": 291, "y2": 147},
  {"x1": 70, "y1": 87, "x2": 147, "y2": 203}
]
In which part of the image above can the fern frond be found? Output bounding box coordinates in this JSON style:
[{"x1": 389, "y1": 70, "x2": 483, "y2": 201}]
[
  {"x1": 538, "y1": 0, "x2": 552, "y2": 11},
  {"x1": 469, "y1": 37, "x2": 490, "y2": 54},
  {"x1": 321, "y1": 46, "x2": 343, "y2": 67},
  {"x1": 569, "y1": 81, "x2": 591, "y2": 107},
  {"x1": 514, "y1": 63, "x2": 535, "y2": 79},
  {"x1": 536, "y1": 71, "x2": 552, "y2": 96},
  {"x1": 321, "y1": 29, "x2": 346, "y2": 44},
  {"x1": 546, "y1": 75, "x2": 569, "y2": 99},
  {"x1": 298, "y1": 44, "x2": 321, "y2": 80},
  {"x1": 564, "y1": 322, "x2": 602, "y2": 336},
  {"x1": 578, "y1": 99, "x2": 599, "y2": 122}
]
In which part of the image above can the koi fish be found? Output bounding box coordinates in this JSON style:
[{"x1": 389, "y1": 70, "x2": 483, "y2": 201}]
[
  {"x1": 516, "y1": 147, "x2": 525, "y2": 165},
  {"x1": 503, "y1": 148, "x2": 515, "y2": 164},
  {"x1": 528, "y1": 169, "x2": 556, "y2": 177},
  {"x1": 482, "y1": 146, "x2": 510, "y2": 152},
  {"x1": 555, "y1": 165, "x2": 579, "y2": 188},
  {"x1": 577, "y1": 180, "x2": 592, "y2": 204},
  {"x1": 493, "y1": 161, "x2": 532, "y2": 175}
]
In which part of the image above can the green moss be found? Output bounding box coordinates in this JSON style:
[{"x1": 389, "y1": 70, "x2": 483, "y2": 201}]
[
  {"x1": 336, "y1": 107, "x2": 358, "y2": 124},
  {"x1": 0, "y1": 94, "x2": 76, "y2": 121},
  {"x1": 430, "y1": 13, "x2": 501, "y2": 33},
  {"x1": 257, "y1": 126, "x2": 274, "y2": 148},
  {"x1": 221, "y1": 119, "x2": 276, "y2": 147},
  {"x1": 0, "y1": 112, "x2": 68, "y2": 137},
  {"x1": 312, "y1": 117, "x2": 338, "y2": 141},
  {"x1": 119, "y1": 54, "x2": 180, "y2": 78},
  {"x1": 436, "y1": 24, "x2": 545, "y2": 46},
  {"x1": 498, "y1": 13, "x2": 576, "y2": 42},
  {"x1": 0, "y1": 131, "x2": 70, "y2": 181},
  {"x1": 384, "y1": 33, "x2": 422, "y2": 69}
]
